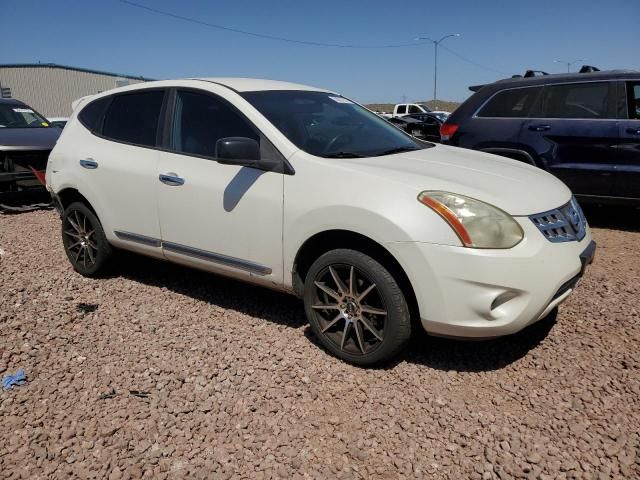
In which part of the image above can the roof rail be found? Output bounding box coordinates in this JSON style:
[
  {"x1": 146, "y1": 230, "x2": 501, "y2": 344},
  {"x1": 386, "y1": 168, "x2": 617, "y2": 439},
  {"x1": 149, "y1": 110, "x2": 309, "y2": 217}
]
[
  {"x1": 523, "y1": 70, "x2": 549, "y2": 78},
  {"x1": 579, "y1": 65, "x2": 600, "y2": 73}
]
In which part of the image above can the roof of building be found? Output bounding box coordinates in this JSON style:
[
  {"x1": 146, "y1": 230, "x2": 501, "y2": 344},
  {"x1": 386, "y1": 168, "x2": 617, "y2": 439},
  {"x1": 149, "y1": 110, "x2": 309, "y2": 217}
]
[{"x1": 0, "y1": 63, "x2": 153, "y2": 81}]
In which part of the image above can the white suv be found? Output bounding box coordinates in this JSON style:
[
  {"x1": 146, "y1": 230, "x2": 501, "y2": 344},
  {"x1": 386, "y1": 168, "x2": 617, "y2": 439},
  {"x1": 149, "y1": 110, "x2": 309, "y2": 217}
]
[{"x1": 46, "y1": 78, "x2": 596, "y2": 366}]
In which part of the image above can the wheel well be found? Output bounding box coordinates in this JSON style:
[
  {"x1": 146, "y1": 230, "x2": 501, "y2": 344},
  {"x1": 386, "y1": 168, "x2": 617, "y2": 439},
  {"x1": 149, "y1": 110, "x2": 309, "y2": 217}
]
[
  {"x1": 292, "y1": 230, "x2": 420, "y2": 323},
  {"x1": 57, "y1": 188, "x2": 96, "y2": 214}
]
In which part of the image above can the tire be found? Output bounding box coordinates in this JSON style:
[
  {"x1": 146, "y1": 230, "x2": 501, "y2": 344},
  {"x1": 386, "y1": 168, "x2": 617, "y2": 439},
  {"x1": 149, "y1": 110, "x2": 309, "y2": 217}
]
[
  {"x1": 304, "y1": 249, "x2": 412, "y2": 366},
  {"x1": 61, "y1": 202, "x2": 113, "y2": 277}
]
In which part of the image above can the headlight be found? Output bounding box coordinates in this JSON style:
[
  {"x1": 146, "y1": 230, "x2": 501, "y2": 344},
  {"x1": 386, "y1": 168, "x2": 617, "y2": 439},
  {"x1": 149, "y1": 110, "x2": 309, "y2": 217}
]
[{"x1": 418, "y1": 191, "x2": 524, "y2": 249}]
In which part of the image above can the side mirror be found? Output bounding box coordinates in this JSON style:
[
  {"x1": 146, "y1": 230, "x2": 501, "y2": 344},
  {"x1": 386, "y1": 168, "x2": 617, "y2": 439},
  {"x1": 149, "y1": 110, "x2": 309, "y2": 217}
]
[{"x1": 215, "y1": 137, "x2": 260, "y2": 166}]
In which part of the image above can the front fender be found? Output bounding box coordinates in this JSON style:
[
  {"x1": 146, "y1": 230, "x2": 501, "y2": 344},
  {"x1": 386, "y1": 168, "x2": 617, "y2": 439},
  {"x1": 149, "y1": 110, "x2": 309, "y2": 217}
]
[{"x1": 283, "y1": 204, "x2": 460, "y2": 288}]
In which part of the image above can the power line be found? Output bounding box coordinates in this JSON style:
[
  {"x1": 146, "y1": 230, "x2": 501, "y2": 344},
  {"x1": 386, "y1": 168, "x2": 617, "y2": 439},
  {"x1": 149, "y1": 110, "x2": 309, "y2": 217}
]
[
  {"x1": 117, "y1": 0, "x2": 429, "y2": 49},
  {"x1": 439, "y1": 44, "x2": 509, "y2": 76},
  {"x1": 117, "y1": 0, "x2": 509, "y2": 73}
]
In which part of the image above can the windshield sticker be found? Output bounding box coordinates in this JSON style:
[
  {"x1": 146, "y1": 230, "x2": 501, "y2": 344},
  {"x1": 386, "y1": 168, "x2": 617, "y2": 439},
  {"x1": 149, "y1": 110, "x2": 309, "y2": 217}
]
[
  {"x1": 329, "y1": 96, "x2": 353, "y2": 104},
  {"x1": 13, "y1": 108, "x2": 35, "y2": 113},
  {"x1": 41, "y1": 122, "x2": 50, "y2": 127}
]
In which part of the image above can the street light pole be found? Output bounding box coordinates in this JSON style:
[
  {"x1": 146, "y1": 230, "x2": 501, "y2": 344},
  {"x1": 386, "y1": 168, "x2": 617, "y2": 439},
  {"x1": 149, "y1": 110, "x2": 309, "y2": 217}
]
[
  {"x1": 554, "y1": 59, "x2": 584, "y2": 73},
  {"x1": 416, "y1": 34, "x2": 460, "y2": 109},
  {"x1": 433, "y1": 41, "x2": 438, "y2": 106}
]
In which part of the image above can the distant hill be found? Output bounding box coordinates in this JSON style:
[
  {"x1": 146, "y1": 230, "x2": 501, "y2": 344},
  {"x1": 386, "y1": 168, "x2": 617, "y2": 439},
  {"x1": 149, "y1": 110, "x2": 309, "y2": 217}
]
[{"x1": 365, "y1": 99, "x2": 461, "y2": 113}]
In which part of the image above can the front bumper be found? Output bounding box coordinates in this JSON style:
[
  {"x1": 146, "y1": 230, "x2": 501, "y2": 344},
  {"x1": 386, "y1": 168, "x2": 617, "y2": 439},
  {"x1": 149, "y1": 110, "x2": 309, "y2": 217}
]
[{"x1": 385, "y1": 218, "x2": 595, "y2": 338}]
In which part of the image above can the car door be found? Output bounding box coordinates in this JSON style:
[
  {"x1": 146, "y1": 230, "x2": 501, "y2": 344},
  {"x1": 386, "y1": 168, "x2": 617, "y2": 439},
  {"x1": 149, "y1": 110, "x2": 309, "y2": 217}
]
[
  {"x1": 75, "y1": 89, "x2": 166, "y2": 258},
  {"x1": 616, "y1": 80, "x2": 640, "y2": 198},
  {"x1": 156, "y1": 88, "x2": 284, "y2": 287},
  {"x1": 520, "y1": 81, "x2": 618, "y2": 197}
]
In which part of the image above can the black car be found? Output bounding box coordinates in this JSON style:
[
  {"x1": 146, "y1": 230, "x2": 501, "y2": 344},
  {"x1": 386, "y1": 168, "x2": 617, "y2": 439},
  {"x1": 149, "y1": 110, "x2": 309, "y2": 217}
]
[
  {"x1": 442, "y1": 68, "x2": 640, "y2": 204},
  {"x1": 0, "y1": 98, "x2": 60, "y2": 193},
  {"x1": 408, "y1": 111, "x2": 449, "y2": 123},
  {"x1": 387, "y1": 113, "x2": 443, "y2": 142}
]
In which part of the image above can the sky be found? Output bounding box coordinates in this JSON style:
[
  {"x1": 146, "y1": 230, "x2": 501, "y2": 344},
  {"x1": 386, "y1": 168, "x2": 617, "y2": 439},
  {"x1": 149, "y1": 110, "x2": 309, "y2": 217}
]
[{"x1": 3, "y1": 0, "x2": 639, "y2": 104}]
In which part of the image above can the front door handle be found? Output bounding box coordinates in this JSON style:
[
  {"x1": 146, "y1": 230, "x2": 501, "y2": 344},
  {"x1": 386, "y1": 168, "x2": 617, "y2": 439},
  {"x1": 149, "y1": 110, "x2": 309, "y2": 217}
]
[
  {"x1": 626, "y1": 127, "x2": 640, "y2": 135},
  {"x1": 159, "y1": 172, "x2": 185, "y2": 186},
  {"x1": 79, "y1": 158, "x2": 98, "y2": 169},
  {"x1": 528, "y1": 125, "x2": 551, "y2": 132}
]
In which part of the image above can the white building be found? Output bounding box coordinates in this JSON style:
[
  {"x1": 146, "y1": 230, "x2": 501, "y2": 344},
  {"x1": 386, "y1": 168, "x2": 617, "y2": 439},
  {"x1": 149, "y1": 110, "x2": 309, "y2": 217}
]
[{"x1": 0, "y1": 63, "x2": 151, "y2": 117}]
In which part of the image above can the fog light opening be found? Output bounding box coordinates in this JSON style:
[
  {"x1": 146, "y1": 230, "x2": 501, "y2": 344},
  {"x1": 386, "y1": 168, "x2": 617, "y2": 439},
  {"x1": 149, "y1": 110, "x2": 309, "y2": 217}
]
[{"x1": 491, "y1": 290, "x2": 519, "y2": 312}]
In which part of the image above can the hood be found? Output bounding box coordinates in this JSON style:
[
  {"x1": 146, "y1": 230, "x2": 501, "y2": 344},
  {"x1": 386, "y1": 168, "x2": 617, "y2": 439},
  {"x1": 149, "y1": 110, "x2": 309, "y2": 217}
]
[
  {"x1": 340, "y1": 145, "x2": 572, "y2": 216},
  {"x1": 0, "y1": 127, "x2": 61, "y2": 150}
]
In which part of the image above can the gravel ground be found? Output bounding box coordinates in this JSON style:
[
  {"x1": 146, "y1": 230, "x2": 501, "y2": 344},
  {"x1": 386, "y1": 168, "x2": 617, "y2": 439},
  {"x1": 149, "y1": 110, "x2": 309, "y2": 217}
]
[{"x1": 0, "y1": 208, "x2": 639, "y2": 479}]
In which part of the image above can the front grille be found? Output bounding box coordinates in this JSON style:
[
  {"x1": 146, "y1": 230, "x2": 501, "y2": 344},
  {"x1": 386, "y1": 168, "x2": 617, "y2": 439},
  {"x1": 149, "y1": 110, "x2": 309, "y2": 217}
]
[{"x1": 529, "y1": 197, "x2": 587, "y2": 243}]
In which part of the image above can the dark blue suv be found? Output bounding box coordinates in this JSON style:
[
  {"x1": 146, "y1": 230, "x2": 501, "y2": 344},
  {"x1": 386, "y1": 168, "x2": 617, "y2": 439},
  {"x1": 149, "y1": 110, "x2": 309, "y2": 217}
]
[{"x1": 442, "y1": 69, "x2": 640, "y2": 205}]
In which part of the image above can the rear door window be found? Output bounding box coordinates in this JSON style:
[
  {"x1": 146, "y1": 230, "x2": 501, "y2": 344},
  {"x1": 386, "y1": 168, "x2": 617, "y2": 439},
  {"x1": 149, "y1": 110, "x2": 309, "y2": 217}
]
[
  {"x1": 171, "y1": 90, "x2": 259, "y2": 158},
  {"x1": 396, "y1": 105, "x2": 406, "y2": 114},
  {"x1": 477, "y1": 87, "x2": 542, "y2": 118},
  {"x1": 541, "y1": 82, "x2": 613, "y2": 119},
  {"x1": 627, "y1": 82, "x2": 640, "y2": 119},
  {"x1": 101, "y1": 90, "x2": 165, "y2": 147}
]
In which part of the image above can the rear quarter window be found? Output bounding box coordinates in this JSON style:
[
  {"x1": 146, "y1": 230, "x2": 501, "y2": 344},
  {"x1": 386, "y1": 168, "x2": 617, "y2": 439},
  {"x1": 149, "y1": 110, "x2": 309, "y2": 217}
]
[
  {"x1": 78, "y1": 97, "x2": 110, "y2": 133},
  {"x1": 477, "y1": 87, "x2": 542, "y2": 118}
]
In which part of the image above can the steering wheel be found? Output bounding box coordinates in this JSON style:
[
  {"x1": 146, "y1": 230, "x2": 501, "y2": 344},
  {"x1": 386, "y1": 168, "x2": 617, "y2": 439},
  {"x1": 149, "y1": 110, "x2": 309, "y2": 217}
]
[
  {"x1": 322, "y1": 133, "x2": 352, "y2": 154},
  {"x1": 321, "y1": 122, "x2": 366, "y2": 154}
]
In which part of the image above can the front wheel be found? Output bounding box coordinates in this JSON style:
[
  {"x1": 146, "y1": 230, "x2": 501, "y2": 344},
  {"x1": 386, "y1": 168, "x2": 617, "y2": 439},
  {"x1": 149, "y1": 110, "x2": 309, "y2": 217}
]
[
  {"x1": 304, "y1": 249, "x2": 412, "y2": 366},
  {"x1": 61, "y1": 202, "x2": 113, "y2": 277}
]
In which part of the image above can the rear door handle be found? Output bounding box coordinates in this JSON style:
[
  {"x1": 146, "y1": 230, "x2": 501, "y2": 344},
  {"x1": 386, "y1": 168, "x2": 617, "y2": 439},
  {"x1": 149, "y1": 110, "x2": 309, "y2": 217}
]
[
  {"x1": 528, "y1": 125, "x2": 551, "y2": 132},
  {"x1": 159, "y1": 172, "x2": 185, "y2": 186},
  {"x1": 626, "y1": 127, "x2": 640, "y2": 135},
  {"x1": 79, "y1": 158, "x2": 98, "y2": 169}
]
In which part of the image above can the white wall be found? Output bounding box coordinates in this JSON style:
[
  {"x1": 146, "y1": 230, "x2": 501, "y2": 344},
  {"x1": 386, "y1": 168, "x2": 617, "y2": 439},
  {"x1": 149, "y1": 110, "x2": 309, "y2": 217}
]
[{"x1": 0, "y1": 66, "x2": 146, "y2": 117}]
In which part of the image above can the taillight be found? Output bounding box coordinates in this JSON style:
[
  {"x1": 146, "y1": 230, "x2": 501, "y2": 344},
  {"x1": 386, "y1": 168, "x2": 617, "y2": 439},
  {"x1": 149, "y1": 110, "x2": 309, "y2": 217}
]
[{"x1": 440, "y1": 123, "x2": 459, "y2": 141}]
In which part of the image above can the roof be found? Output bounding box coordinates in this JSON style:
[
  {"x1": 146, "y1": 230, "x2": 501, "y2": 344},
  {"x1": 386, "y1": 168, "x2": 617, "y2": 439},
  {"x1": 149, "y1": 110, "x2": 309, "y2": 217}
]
[
  {"x1": 470, "y1": 69, "x2": 640, "y2": 93},
  {"x1": 46, "y1": 78, "x2": 332, "y2": 107},
  {"x1": 0, "y1": 63, "x2": 153, "y2": 81},
  {"x1": 0, "y1": 98, "x2": 24, "y2": 105},
  {"x1": 195, "y1": 77, "x2": 330, "y2": 93}
]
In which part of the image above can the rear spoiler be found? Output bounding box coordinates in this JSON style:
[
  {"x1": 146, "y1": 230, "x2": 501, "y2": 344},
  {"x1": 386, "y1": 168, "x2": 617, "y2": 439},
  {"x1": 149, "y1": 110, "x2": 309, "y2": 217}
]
[{"x1": 71, "y1": 94, "x2": 94, "y2": 112}]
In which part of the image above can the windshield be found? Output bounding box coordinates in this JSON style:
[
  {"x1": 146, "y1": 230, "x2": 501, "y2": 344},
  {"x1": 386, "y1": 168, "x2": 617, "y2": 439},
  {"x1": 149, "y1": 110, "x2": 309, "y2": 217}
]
[
  {"x1": 0, "y1": 103, "x2": 50, "y2": 128},
  {"x1": 241, "y1": 91, "x2": 433, "y2": 158},
  {"x1": 416, "y1": 104, "x2": 432, "y2": 112}
]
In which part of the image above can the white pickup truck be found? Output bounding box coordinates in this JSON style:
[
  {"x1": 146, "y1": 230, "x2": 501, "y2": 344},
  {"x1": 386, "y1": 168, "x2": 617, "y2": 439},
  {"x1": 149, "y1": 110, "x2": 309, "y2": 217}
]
[{"x1": 381, "y1": 103, "x2": 450, "y2": 120}]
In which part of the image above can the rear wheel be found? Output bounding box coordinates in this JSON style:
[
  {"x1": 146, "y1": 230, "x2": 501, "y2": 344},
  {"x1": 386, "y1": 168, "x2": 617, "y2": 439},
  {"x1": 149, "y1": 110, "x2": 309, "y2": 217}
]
[
  {"x1": 304, "y1": 249, "x2": 412, "y2": 366},
  {"x1": 61, "y1": 202, "x2": 112, "y2": 277}
]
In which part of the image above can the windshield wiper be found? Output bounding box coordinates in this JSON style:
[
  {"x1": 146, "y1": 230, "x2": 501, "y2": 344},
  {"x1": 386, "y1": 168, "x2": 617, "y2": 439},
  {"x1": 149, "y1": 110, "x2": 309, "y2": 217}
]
[
  {"x1": 376, "y1": 146, "x2": 421, "y2": 156},
  {"x1": 320, "y1": 151, "x2": 365, "y2": 158}
]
